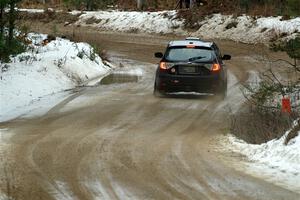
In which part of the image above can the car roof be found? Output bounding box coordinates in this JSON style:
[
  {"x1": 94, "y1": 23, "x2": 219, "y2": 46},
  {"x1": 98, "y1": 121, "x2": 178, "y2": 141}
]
[{"x1": 168, "y1": 38, "x2": 213, "y2": 48}]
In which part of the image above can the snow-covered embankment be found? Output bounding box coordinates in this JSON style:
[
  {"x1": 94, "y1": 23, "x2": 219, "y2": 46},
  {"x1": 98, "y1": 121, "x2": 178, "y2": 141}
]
[
  {"x1": 220, "y1": 126, "x2": 300, "y2": 193},
  {"x1": 75, "y1": 10, "x2": 185, "y2": 34},
  {"x1": 0, "y1": 33, "x2": 112, "y2": 122},
  {"x1": 76, "y1": 10, "x2": 300, "y2": 43}
]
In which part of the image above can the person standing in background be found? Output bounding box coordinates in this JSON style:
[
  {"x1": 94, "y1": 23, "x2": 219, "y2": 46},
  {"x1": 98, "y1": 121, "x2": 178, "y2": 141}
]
[
  {"x1": 179, "y1": 0, "x2": 183, "y2": 8},
  {"x1": 137, "y1": 0, "x2": 146, "y2": 10},
  {"x1": 185, "y1": 0, "x2": 190, "y2": 8}
]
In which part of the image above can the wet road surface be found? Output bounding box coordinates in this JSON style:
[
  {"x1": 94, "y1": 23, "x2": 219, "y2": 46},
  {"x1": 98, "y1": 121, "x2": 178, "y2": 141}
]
[{"x1": 0, "y1": 28, "x2": 299, "y2": 200}]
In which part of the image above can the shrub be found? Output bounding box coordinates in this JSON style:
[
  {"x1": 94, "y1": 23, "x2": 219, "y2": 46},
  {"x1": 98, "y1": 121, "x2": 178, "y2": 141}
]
[
  {"x1": 0, "y1": 37, "x2": 26, "y2": 63},
  {"x1": 231, "y1": 107, "x2": 297, "y2": 144},
  {"x1": 231, "y1": 36, "x2": 300, "y2": 144},
  {"x1": 286, "y1": 0, "x2": 300, "y2": 16},
  {"x1": 63, "y1": 0, "x2": 115, "y2": 10}
]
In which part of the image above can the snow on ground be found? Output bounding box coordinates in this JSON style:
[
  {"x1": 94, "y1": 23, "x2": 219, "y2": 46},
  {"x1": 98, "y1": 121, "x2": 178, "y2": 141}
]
[
  {"x1": 48, "y1": 181, "x2": 78, "y2": 200},
  {"x1": 18, "y1": 8, "x2": 300, "y2": 43},
  {"x1": 220, "y1": 128, "x2": 300, "y2": 193},
  {"x1": 0, "y1": 193, "x2": 10, "y2": 200},
  {"x1": 194, "y1": 14, "x2": 300, "y2": 44},
  {"x1": 76, "y1": 10, "x2": 185, "y2": 34},
  {"x1": 74, "y1": 10, "x2": 300, "y2": 43},
  {"x1": 0, "y1": 33, "x2": 111, "y2": 122},
  {"x1": 18, "y1": 8, "x2": 45, "y2": 13}
]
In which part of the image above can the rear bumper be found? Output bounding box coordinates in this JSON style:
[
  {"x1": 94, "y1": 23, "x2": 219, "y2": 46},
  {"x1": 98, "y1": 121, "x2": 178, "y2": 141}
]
[{"x1": 156, "y1": 74, "x2": 223, "y2": 93}]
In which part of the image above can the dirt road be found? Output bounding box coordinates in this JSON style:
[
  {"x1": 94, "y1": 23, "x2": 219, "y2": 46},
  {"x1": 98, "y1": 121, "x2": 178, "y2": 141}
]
[{"x1": 0, "y1": 29, "x2": 298, "y2": 200}]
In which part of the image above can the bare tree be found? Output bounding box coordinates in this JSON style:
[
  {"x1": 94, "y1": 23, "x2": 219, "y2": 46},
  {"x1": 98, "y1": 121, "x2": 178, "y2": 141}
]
[
  {"x1": 243, "y1": 36, "x2": 300, "y2": 110},
  {"x1": 137, "y1": 0, "x2": 146, "y2": 10}
]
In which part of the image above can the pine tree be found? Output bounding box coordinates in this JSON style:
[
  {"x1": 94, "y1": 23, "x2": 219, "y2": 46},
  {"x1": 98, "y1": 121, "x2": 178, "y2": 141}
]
[{"x1": 0, "y1": 0, "x2": 8, "y2": 39}]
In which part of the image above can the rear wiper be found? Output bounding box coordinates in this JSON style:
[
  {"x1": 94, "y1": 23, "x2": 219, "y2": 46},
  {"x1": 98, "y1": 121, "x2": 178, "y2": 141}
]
[{"x1": 188, "y1": 56, "x2": 206, "y2": 62}]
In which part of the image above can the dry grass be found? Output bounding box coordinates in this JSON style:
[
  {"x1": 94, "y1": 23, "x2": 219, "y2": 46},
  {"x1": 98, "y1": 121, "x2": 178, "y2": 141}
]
[
  {"x1": 65, "y1": 30, "x2": 110, "y2": 61},
  {"x1": 117, "y1": 0, "x2": 177, "y2": 10},
  {"x1": 285, "y1": 119, "x2": 300, "y2": 144},
  {"x1": 18, "y1": 0, "x2": 64, "y2": 9},
  {"x1": 85, "y1": 17, "x2": 102, "y2": 25},
  {"x1": 18, "y1": 10, "x2": 80, "y2": 24},
  {"x1": 230, "y1": 106, "x2": 298, "y2": 144},
  {"x1": 176, "y1": 1, "x2": 240, "y2": 30}
]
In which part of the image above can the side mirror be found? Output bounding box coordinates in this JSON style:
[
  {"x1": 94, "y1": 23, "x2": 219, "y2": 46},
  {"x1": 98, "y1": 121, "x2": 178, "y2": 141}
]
[
  {"x1": 222, "y1": 54, "x2": 231, "y2": 60},
  {"x1": 154, "y1": 52, "x2": 163, "y2": 58}
]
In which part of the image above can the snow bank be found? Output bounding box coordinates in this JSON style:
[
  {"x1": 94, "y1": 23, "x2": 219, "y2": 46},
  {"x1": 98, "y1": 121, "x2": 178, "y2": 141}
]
[
  {"x1": 76, "y1": 10, "x2": 185, "y2": 34},
  {"x1": 75, "y1": 10, "x2": 299, "y2": 43},
  {"x1": 223, "y1": 126, "x2": 300, "y2": 193},
  {"x1": 18, "y1": 8, "x2": 45, "y2": 13},
  {"x1": 194, "y1": 14, "x2": 300, "y2": 44},
  {"x1": 19, "y1": 8, "x2": 300, "y2": 43},
  {"x1": 0, "y1": 33, "x2": 111, "y2": 122}
]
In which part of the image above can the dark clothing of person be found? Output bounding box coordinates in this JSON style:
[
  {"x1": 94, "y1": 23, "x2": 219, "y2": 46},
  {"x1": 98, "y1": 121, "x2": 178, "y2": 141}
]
[
  {"x1": 178, "y1": 0, "x2": 190, "y2": 9},
  {"x1": 185, "y1": 0, "x2": 190, "y2": 8},
  {"x1": 179, "y1": 0, "x2": 183, "y2": 9}
]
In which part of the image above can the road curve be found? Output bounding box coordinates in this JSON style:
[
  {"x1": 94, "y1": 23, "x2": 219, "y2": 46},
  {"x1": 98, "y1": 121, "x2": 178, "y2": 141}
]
[{"x1": 0, "y1": 30, "x2": 299, "y2": 200}]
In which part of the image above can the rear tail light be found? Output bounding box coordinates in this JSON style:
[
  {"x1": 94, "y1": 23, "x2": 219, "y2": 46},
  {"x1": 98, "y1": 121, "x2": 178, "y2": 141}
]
[
  {"x1": 159, "y1": 62, "x2": 174, "y2": 70},
  {"x1": 211, "y1": 63, "x2": 221, "y2": 72}
]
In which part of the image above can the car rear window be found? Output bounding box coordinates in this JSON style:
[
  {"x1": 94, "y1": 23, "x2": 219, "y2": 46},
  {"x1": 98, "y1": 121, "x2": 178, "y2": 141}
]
[{"x1": 165, "y1": 47, "x2": 214, "y2": 62}]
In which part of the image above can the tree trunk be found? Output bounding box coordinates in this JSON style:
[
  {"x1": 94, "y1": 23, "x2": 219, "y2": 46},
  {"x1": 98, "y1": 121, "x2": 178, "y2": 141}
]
[
  {"x1": 190, "y1": 0, "x2": 193, "y2": 8},
  {"x1": 179, "y1": 0, "x2": 183, "y2": 8},
  {"x1": 86, "y1": 0, "x2": 92, "y2": 11},
  {"x1": 184, "y1": 0, "x2": 190, "y2": 8},
  {"x1": 0, "y1": 5, "x2": 4, "y2": 39},
  {"x1": 137, "y1": 0, "x2": 146, "y2": 10},
  {"x1": 7, "y1": 1, "x2": 15, "y2": 46},
  {"x1": 153, "y1": 0, "x2": 158, "y2": 9}
]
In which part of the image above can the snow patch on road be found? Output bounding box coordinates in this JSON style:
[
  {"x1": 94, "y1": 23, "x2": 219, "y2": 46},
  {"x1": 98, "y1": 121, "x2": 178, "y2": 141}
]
[
  {"x1": 0, "y1": 193, "x2": 11, "y2": 200},
  {"x1": 112, "y1": 67, "x2": 144, "y2": 76},
  {"x1": 222, "y1": 128, "x2": 300, "y2": 193},
  {"x1": 49, "y1": 181, "x2": 78, "y2": 200},
  {"x1": 1, "y1": 92, "x2": 72, "y2": 122},
  {"x1": 108, "y1": 177, "x2": 135, "y2": 200},
  {"x1": 84, "y1": 180, "x2": 112, "y2": 200},
  {"x1": 83, "y1": 179, "x2": 136, "y2": 200},
  {"x1": 0, "y1": 33, "x2": 111, "y2": 122},
  {"x1": 0, "y1": 128, "x2": 12, "y2": 152}
]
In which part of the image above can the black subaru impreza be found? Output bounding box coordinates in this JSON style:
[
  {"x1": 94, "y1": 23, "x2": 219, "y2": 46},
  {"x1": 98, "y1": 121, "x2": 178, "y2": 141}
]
[{"x1": 154, "y1": 37, "x2": 231, "y2": 99}]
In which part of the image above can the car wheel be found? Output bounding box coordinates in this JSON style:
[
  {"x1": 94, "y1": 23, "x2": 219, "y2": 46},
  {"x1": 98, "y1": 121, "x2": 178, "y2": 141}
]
[
  {"x1": 221, "y1": 85, "x2": 227, "y2": 99},
  {"x1": 215, "y1": 83, "x2": 227, "y2": 101},
  {"x1": 153, "y1": 84, "x2": 165, "y2": 97}
]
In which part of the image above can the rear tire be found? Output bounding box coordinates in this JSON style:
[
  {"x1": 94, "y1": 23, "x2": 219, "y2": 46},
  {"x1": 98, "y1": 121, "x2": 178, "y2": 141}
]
[
  {"x1": 215, "y1": 83, "x2": 227, "y2": 101},
  {"x1": 221, "y1": 86, "x2": 227, "y2": 100},
  {"x1": 153, "y1": 85, "x2": 165, "y2": 98}
]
